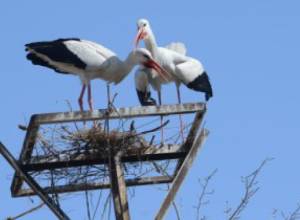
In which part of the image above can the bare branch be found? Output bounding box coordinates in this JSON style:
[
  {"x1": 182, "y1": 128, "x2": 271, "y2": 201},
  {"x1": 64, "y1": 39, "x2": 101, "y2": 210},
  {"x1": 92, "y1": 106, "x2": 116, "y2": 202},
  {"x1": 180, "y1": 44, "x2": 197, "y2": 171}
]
[
  {"x1": 6, "y1": 203, "x2": 44, "y2": 220},
  {"x1": 281, "y1": 203, "x2": 300, "y2": 220},
  {"x1": 227, "y1": 158, "x2": 273, "y2": 220},
  {"x1": 172, "y1": 201, "x2": 181, "y2": 220},
  {"x1": 195, "y1": 169, "x2": 218, "y2": 220}
]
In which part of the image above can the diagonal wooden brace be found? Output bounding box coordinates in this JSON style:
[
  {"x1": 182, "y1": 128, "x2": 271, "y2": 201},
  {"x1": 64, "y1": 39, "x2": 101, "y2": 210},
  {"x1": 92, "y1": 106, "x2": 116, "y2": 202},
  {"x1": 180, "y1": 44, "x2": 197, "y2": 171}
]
[
  {"x1": 0, "y1": 142, "x2": 70, "y2": 220},
  {"x1": 155, "y1": 128, "x2": 209, "y2": 220}
]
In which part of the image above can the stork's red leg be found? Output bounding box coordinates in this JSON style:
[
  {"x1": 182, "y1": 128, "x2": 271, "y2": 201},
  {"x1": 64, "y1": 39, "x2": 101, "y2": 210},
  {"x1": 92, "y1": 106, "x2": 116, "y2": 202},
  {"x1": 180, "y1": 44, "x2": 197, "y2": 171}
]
[
  {"x1": 176, "y1": 85, "x2": 185, "y2": 142},
  {"x1": 87, "y1": 83, "x2": 94, "y2": 111},
  {"x1": 78, "y1": 85, "x2": 86, "y2": 112}
]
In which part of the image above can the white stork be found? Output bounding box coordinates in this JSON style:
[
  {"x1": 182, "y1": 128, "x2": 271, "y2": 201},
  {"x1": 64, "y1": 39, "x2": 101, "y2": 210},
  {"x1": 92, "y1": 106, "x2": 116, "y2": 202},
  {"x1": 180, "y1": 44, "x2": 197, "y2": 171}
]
[
  {"x1": 134, "y1": 19, "x2": 213, "y2": 105},
  {"x1": 134, "y1": 19, "x2": 213, "y2": 141},
  {"x1": 25, "y1": 38, "x2": 169, "y2": 111}
]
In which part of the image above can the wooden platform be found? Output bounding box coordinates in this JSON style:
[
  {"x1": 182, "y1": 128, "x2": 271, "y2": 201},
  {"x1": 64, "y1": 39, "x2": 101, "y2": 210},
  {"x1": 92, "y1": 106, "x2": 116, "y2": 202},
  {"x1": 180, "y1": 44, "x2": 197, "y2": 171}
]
[{"x1": 3, "y1": 103, "x2": 208, "y2": 220}]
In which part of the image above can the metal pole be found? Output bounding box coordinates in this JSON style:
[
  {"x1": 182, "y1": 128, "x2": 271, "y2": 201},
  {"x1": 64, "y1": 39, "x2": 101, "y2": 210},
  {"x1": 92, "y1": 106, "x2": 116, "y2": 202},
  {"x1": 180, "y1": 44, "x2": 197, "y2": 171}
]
[{"x1": 0, "y1": 142, "x2": 70, "y2": 220}]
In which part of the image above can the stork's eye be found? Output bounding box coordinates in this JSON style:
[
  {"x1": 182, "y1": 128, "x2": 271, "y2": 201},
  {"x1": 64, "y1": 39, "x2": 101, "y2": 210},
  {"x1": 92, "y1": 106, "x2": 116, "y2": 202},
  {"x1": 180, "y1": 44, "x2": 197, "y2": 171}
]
[
  {"x1": 143, "y1": 54, "x2": 150, "y2": 59},
  {"x1": 143, "y1": 23, "x2": 147, "y2": 27}
]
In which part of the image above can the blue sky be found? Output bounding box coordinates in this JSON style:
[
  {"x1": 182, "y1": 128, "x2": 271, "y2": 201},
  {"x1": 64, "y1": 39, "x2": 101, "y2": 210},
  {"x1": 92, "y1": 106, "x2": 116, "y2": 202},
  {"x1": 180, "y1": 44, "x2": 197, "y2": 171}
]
[{"x1": 0, "y1": 0, "x2": 300, "y2": 219}]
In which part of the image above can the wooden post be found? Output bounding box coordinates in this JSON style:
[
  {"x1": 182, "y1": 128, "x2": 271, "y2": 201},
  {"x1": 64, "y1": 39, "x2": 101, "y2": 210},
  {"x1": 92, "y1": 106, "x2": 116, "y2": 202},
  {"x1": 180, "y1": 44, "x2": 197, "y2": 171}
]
[{"x1": 109, "y1": 151, "x2": 130, "y2": 220}]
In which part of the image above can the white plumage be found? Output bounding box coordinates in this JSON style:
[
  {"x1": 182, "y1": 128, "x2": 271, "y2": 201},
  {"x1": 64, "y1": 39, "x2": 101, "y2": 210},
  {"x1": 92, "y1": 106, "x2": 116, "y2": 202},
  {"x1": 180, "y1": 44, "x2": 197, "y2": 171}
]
[
  {"x1": 134, "y1": 19, "x2": 213, "y2": 106},
  {"x1": 134, "y1": 19, "x2": 213, "y2": 142},
  {"x1": 25, "y1": 38, "x2": 167, "y2": 111}
]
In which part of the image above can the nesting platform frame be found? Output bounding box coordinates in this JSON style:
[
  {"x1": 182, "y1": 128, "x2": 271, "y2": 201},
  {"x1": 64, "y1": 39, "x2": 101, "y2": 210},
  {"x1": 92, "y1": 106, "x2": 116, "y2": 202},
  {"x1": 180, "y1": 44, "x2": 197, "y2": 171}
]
[{"x1": 1, "y1": 103, "x2": 208, "y2": 220}]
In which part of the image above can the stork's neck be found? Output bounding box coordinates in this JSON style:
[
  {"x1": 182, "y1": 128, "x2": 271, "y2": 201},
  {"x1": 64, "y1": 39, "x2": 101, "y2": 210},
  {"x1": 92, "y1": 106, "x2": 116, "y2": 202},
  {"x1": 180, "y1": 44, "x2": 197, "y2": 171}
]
[
  {"x1": 113, "y1": 53, "x2": 137, "y2": 84},
  {"x1": 144, "y1": 29, "x2": 159, "y2": 58}
]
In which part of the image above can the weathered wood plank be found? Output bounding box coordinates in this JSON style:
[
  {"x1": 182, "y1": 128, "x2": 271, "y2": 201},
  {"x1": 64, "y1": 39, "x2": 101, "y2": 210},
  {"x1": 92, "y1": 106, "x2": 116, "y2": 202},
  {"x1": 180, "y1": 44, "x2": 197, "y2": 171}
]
[
  {"x1": 32, "y1": 103, "x2": 206, "y2": 124},
  {"x1": 29, "y1": 143, "x2": 181, "y2": 164},
  {"x1": 21, "y1": 153, "x2": 185, "y2": 172}
]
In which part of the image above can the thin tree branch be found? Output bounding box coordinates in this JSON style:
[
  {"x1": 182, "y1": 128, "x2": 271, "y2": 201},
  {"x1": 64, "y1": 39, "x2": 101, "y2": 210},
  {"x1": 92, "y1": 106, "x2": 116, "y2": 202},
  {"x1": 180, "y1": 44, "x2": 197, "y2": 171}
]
[
  {"x1": 195, "y1": 169, "x2": 218, "y2": 220},
  {"x1": 227, "y1": 158, "x2": 273, "y2": 220},
  {"x1": 282, "y1": 203, "x2": 300, "y2": 220},
  {"x1": 6, "y1": 203, "x2": 44, "y2": 220}
]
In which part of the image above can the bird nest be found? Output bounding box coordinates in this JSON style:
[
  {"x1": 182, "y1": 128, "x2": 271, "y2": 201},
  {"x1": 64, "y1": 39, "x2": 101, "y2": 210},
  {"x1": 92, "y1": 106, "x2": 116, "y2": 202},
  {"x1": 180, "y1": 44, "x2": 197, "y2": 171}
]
[
  {"x1": 25, "y1": 119, "x2": 183, "y2": 192},
  {"x1": 57, "y1": 126, "x2": 150, "y2": 156}
]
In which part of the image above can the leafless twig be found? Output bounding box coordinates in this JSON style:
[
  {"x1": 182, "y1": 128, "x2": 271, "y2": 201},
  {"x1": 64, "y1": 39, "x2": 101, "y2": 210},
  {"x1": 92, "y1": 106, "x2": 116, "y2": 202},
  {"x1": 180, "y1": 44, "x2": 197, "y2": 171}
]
[
  {"x1": 281, "y1": 203, "x2": 300, "y2": 220},
  {"x1": 195, "y1": 169, "x2": 218, "y2": 220},
  {"x1": 172, "y1": 201, "x2": 181, "y2": 220},
  {"x1": 226, "y1": 158, "x2": 273, "y2": 220},
  {"x1": 6, "y1": 202, "x2": 44, "y2": 220}
]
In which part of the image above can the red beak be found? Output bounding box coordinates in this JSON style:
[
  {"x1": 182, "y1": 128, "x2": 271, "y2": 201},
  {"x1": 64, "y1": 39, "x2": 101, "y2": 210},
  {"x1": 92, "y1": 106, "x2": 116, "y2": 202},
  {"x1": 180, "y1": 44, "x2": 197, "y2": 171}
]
[
  {"x1": 134, "y1": 27, "x2": 145, "y2": 48},
  {"x1": 144, "y1": 59, "x2": 171, "y2": 82}
]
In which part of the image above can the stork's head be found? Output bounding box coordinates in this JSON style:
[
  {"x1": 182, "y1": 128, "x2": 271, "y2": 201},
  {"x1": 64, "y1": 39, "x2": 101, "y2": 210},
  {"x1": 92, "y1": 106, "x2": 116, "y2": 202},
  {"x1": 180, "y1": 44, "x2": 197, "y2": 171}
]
[
  {"x1": 133, "y1": 48, "x2": 171, "y2": 81},
  {"x1": 134, "y1": 18, "x2": 151, "y2": 48}
]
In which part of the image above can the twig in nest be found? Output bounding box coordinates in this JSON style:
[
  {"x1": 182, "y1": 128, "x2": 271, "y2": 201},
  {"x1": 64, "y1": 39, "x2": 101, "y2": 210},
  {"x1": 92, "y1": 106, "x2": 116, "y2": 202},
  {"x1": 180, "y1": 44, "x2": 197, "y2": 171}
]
[
  {"x1": 136, "y1": 119, "x2": 170, "y2": 136},
  {"x1": 18, "y1": 124, "x2": 27, "y2": 131}
]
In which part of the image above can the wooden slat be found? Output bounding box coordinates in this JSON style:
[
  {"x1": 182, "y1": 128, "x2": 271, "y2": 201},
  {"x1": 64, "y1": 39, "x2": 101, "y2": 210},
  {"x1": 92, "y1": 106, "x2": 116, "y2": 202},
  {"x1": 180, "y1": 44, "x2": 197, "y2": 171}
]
[
  {"x1": 32, "y1": 103, "x2": 205, "y2": 124},
  {"x1": 22, "y1": 152, "x2": 185, "y2": 172},
  {"x1": 21, "y1": 153, "x2": 184, "y2": 171}
]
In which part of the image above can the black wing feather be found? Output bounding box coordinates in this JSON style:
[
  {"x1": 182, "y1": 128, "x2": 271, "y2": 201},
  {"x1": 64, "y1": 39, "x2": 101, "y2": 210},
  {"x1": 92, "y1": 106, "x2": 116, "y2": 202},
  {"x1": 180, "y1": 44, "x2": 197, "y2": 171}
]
[
  {"x1": 186, "y1": 71, "x2": 213, "y2": 101},
  {"x1": 25, "y1": 38, "x2": 86, "y2": 70},
  {"x1": 26, "y1": 53, "x2": 69, "y2": 74}
]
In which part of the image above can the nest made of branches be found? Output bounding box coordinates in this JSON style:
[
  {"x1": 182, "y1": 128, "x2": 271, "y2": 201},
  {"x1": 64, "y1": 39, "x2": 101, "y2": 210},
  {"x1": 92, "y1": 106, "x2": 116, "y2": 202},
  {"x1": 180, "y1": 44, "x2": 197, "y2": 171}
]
[
  {"x1": 63, "y1": 126, "x2": 151, "y2": 156},
  {"x1": 30, "y1": 120, "x2": 169, "y2": 164}
]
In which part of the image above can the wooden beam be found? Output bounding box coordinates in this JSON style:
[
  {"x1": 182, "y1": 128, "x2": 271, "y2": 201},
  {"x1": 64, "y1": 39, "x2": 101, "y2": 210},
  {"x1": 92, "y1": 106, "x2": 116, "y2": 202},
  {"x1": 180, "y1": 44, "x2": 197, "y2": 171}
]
[
  {"x1": 14, "y1": 176, "x2": 173, "y2": 197},
  {"x1": 21, "y1": 151, "x2": 185, "y2": 172},
  {"x1": 181, "y1": 111, "x2": 205, "y2": 152},
  {"x1": 0, "y1": 142, "x2": 70, "y2": 220},
  {"x1": 110, "y1": 152, "x2": 131, "y2": 220},
  {"x1": 173, "y1": 111, "x2": 205, "y2": 174},
  {"x1": 31, "y1": 103, "x2": 205, "y2": 125},
  {"x1": 155, "y1": 129, "x2": 209, "y2": 220}
]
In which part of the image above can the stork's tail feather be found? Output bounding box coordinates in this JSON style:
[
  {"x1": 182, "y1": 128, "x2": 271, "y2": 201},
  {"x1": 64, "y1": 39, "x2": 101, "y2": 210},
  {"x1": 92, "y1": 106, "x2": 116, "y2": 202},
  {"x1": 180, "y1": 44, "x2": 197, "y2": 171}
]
[
  {"x1": 205, "y1": 90, "x2": 213, "y2": 101},
  {"x1": 186, "y1": 71, "x2": 213, "y2": 101}
]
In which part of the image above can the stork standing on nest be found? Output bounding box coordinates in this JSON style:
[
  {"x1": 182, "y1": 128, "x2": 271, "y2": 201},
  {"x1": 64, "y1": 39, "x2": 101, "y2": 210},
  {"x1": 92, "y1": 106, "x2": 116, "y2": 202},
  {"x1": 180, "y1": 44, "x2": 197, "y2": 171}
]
[
  {"x1": 25, "y1": 38, "x2": 169, "y2": 111},
  {"x1": 134, "y1": 19, "x2": 213, "y2": 140}
]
